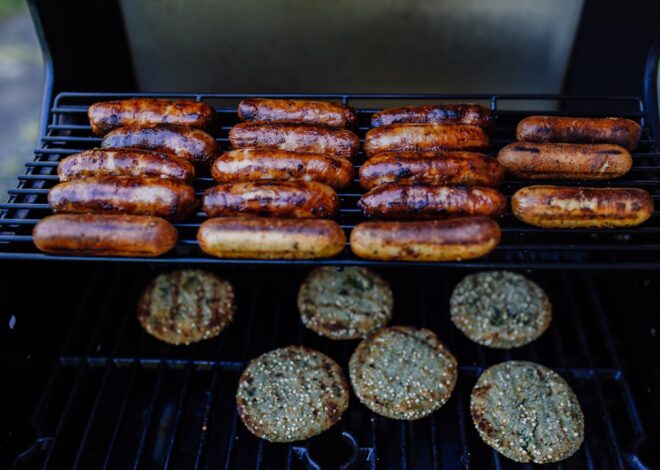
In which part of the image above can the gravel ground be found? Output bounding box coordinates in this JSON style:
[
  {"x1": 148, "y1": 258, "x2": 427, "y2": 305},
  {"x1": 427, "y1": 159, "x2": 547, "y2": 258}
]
[{"x1": 0, "y1": 6, "x2": 43, "y2": 201}]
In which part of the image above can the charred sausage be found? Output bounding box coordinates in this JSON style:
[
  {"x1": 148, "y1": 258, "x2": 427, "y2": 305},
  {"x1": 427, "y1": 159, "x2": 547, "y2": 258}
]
[
  {"x1": 229, "y1": 122, "x2": 360, "y2": 159},
  {"x1": 364, "y1": 124, "x2": 489, "y2": 157},
  {"x1": 516, "y1": 116, "x2": 641, "y2": 150},
  {"x1": 497, "y1": 142, "x2": 632, "y2": 180},
  {"x1": 33, "y1": 214, "x2": 177, "y2": 257},
  {"x1": 238, "y1": 98, "x2": 356, "y2": 128},
  {"x1": 57, "y1": 148, "x2": 196, "y2": 182},
  {"x1": 88, "y1": 98, "x2": 215, "y2": 135},
  {"x1": 203, "y1": 181, "x2": 338, "y2": 218},
  {"x1": 358, "y1": 183, "x2": 506, "y2": 220},
  {"x1": 359, "y1": 151, "x2": 504, "y2": 190},
  {"x1": 371, "y1": 104, "x2": 492, "y2": 128},
  {"x1": 511, "y1": 185, "x2": 653, "y2": 228},
  {"x1": 350, "y1": 217, "x2": 500, "y2": 262},
  {"x1": 101, "y1": 124, "x2": 218, "y2": 166},
  {"x1": 211, "y1": 149, "x2": 354, "y2": 189},
  {"x1": 198, "y1": 217, "x2": 346, "y2": 259},
  {"x1": 48, "y1": 176, "x2": 196, "y2": 221}
]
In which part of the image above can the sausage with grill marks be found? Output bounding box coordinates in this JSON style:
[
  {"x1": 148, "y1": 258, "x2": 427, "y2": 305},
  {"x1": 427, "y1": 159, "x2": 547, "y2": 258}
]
[
  {"x1": 371, "y1": 104, "x2": 492, "y2": 128},
  {"x1": 48, "y1": 176, "x2": 196, "y2": 221},
  {"x1": 101, "y1": 124, "x2": 218, "y2": 166},
  {"x1": 88, "y1": 98, "x2": 215, "y2": 135},
  {"x1": 203, "y1": 181, "x2": 338, "y2": 219},
  {"x1": 33, "y1": 214, "x2": 177, "y2": 257},
  {"x1": 238, "y1": 98, "x2": 356, "y2": 128}
]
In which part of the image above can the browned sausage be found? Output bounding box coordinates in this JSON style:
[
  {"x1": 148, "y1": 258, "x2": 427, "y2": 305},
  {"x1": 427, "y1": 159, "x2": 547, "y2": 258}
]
[
  {"x1": 88, "y1": 98, "x2": 215, "y2": 135},
  {"x1": 371, "y1": 104, "x2": 492, "y2": 127},
  {"x1": 229, "y1": 122, "x2": 360, "y2": 159},
  {"x1": 48, "y1": 176, "x2": 196, "y2": 221},
  {"x1": 512, "y1": 185, "x2": 653, "y2": 228},
  {"x1": 359, "y1": 151, "x2": 504, "y2": 190},
  {"x1": 33, "y1": 214, "x2": 177, "y2": 257},
  {"x1": 211, "y1": 148, "x2": 354, "y2": 189},
  {"x1": 238, "y1": 98, "x2": 356, "y2": 128},
  {"x1": 364, "y1": 124, "x2": 489, "y2": 157},
  {"x1": 101, "y1": 124, "x2": 218, "y2": 166},
  {"x1": 198, "y1": 217, "x2": 346, "y2": 259},
  {"x1": 497, "y1": 142, "x2": 632, "y2": 180},
  {"x1": 350, "y1": 217, "x2": 500, "y2": 261},
  {"x1": 57, "y1": 148, "x2": 196, "y2": 182},
  {"x1": 516, "y1": 116, "x2": 642, "y2": 150},
  {"x1": 203, "y1": 181, "x2": 338, "y2": 218},
  {"x1": 358, "y1": 183, "x2": 506, "y2": 220}
]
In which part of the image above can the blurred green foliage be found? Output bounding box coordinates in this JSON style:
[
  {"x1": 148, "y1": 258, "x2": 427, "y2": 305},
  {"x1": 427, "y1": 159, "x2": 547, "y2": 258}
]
[{"x1": 0, "y1": 0, "x2": 23, "y2": 20}]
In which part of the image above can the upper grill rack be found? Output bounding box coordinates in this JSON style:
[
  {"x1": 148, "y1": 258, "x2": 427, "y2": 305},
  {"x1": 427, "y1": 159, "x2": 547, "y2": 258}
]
[{"x1": 1, "y1": 92, "x2": 659, "y2": 268}]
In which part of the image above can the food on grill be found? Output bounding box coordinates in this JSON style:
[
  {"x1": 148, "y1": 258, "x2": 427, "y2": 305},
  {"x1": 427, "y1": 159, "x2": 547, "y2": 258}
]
[
  {"x1": 101, "y1": 123, "x2": 218, "y2": 166},
  {"x1": 364, "y1": 124, "x2": 490, "y2": 157},
  {"x1": 211, "y1": 148, "x2": 354, "y2": 189},
  {"x1": 238, "y1": 98, "x2": 357, "y2": 128},
  {"x1": 57, "y1": 148, "x2": 196, "y2": 183},
  {"x1": 88, "y1": 98, "x2": 215, "y2": 135},
  {"x1": 512, "y1": 185, "x2": 653, "y2": 228},
  {"x1": 350, "y1": 217, "x2": 500, "y2": 262},
  {"x1": 450, "y1": 271, "x2": 551, "y2": 348},
  {"x1": 32, "y1": 214, "x2": 177, "y2": 257},
  {"x1": 297, "y1": 266, "x2": 393, "y2": 340},
  {"x1": 497, "y1": 142, "x2": 632, "y2": 180},
  {"x1": 198, "y1": 217, "x2": 346, "y2": 259},
  {"x1": 358, "y1": 151, "x2": 504, "y2": 190},
  {"x1": 202, "y1": 181, "x2": 338, "y2": 219},
  {"x1": 371, "y1": 103, "x2": 492, "y2": 128},
  {"x1": 349, "y1": 326, "x2": 457, "y2": 420},
  {"x1": 516, "y1": 116, "x2": 642, "y2": 150},
  {"x1": 48, "y1": 176, "x2": 196, "y2": 222},
  {"x1": 137, "y1": 269, "x2": 235, "y2": 345},
  {"x1": 236, "y1": 346, "x2": 349, "y2": 442},
  {"x1": 229, "y1": 122, "x2": 360, "y2": 159},
  {"x1": 358, "y1": 183, "x2": 506, "y2": 220},
  {"x1": 470, "y1": 361, "x2": 584, "y2": 463}
]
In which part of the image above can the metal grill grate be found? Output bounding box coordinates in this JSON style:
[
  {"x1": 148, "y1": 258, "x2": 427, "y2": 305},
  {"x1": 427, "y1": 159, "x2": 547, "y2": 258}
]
[
  {"x1": 9, "y1": 267, "x2": 650, "y2": 469},
  {"x1": 1, "y1": 92, "x2": 660, "y2": 268}
]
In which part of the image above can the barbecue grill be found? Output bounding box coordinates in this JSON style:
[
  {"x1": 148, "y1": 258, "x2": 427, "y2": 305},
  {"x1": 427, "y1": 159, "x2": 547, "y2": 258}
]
[{"x1": 2, "y1": 0, "x2": 660, "y2": 468}]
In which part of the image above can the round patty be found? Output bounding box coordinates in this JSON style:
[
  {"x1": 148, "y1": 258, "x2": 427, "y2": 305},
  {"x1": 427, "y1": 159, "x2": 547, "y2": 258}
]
[
  {"x1": 236, "y1": 346, "x2": 350, "y2": 442},
  {"x1": 349, "y1": 326, "x2": 457, "y2": 420},
  {"x1": 450, "y1": 271, "x2": 551, "y2": 349},
  {"x1": 137, "y1": 269, "x2": 235, "y2": 345},
  {"x1": 298, "y1": 267, "x2": 393, "y2": 340},
  {"x1": 471, "y1": 361, "x2": 584, "y2": 464}
]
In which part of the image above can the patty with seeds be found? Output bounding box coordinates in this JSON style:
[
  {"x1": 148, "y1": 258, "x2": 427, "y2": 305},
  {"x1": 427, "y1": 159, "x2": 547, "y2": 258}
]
[
  {"x1": 297, "y1": 267, "x2": 393, "y2": 340},
  {"x1": 137, "y1": 269, "x2": 235, "y2": 345},
  {"x1": 349, "y1": 326, "x2": 457, "y2": 420},
  {"x1": 236, "y1": 346, "x2": 350, "y2": 442},
  {"x1": 450, "y1": 271, "x2": 551, "y2": 349},
  {"x1": 471, "y1": 361, "x2": 584, "y2": 464}
]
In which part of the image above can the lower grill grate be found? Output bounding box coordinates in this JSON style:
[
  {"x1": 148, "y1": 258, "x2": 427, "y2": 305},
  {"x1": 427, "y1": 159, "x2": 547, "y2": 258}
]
[{"x1": 7, "y1": 266, "x2": 649, "y2": 469}]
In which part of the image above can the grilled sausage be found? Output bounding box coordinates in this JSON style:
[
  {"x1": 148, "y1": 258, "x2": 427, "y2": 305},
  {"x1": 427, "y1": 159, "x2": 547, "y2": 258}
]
[
  {"x1": 88, "y1": 98, "x2": 215, "y2": 135},
  {"x1": 48, "y1": 176, "x2": 196, "y2": 221},
  {"x1": 364, "y1": 124, "x2": 489, "y2": 157},
  {"x1": 512, "y1": 185, "x2": 653, "y2": 228},
  {"x1": 516, "y1": 116, "x2": 642, "y2": 150},
  {"x1": 57, "y1": 148, "x2": 196, "y2": 182},
  {"x1": 198, "y1": 217, "x2": 346, "y2": 259},
  {"x1": 211, "y1": 149, "x2": 354, "y2": 189},
  {"x1": 33, "y1": 214, "x2": 177, "y2": 257},
  {"x1": 371, "y1": 104, "x2": 492, "y2": 128},
  {"x1": 359, "y1": 151, "x2": 504, "y2": 190},
  {"x1": 238, "y1": 98, "x2": 356, "y2": 128},
  {"x1": 350, "y1": 217, "x2": 500, "y2": 262},
  {"x1": 101, "y1": 124, "x2": 218, "y2": 166},
  {"x1": 497, "y1": 142, "x2": 632, "y2": 180},
  {"x1": 203, "y1": 181, "x2": 338, "y2": 218},
  {"x1": 359, "y1": 183, "x2": 506, "y2": 220},
  {"x1": 229, "y1": 122, "x2": 360, "y2": 159}
]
